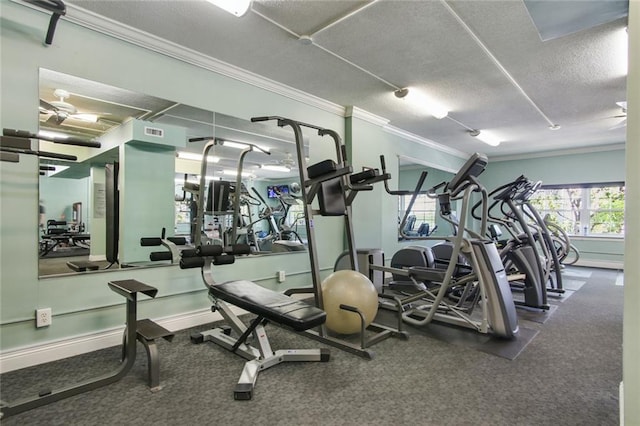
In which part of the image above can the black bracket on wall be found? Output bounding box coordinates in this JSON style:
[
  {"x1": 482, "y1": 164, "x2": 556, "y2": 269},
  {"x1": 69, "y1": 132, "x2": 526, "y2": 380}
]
[{"x1": 23, "y1": 0, "x2": 66, "y2": 45}]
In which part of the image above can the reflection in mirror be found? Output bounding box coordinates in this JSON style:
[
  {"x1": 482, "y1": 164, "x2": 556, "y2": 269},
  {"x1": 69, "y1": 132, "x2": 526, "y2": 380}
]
[
  {"x1": 397, "y1": 155, "x2": 456, "y2": 241},
  {"x1": 172, "y1": 110, "x2": 308, "y2": 254},
  {"x1": 38, "y1": 69, "x2": 307, "y2": 277}
]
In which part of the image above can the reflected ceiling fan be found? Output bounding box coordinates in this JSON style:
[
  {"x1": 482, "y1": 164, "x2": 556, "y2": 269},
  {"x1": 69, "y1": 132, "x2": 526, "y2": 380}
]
[
  {"x1": 279, "y1": 152, "x2": 296, "y2": 168},
  {"x1": 39, "y1": 89, "x2": 103, "y2": 125},
  {"x1": 260, "y1": 151, "x2": 297, "y2": 173}
]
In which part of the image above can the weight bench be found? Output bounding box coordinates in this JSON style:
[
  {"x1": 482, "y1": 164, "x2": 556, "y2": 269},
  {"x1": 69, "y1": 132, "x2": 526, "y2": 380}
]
[
  {"x1": 182, "y1": 244, "x2": 329, "y2": 400},
  {"x1": 66, "y1": 260, "x2": 100, "y2": 272}
]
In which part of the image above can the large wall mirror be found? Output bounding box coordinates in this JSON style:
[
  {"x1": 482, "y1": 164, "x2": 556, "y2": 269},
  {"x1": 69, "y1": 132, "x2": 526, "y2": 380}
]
[
  {"x1": 38, "y1": 69, "x2": 307, "y2": 277},
  {"x1": 397, "y1": 155, "x2": 457, "y2": 241}
]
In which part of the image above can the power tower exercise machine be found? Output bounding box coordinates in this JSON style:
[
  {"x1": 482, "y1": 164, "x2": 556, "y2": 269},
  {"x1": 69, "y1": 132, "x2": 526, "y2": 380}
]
[{"x1": 251, "y1": 116, "x2": 407, "y2": 359}]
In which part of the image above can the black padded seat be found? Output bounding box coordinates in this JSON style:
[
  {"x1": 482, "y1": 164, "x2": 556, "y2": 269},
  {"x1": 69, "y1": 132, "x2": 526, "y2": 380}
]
[{"x1": 209, "y1": 280, "x2": 326, "y2": 332}]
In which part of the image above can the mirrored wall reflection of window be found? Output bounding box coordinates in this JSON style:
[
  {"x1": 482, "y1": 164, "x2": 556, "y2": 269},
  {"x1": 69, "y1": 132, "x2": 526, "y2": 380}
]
[
  {"x1": 397, "y1": 158, "x2": 456, "y2": 240},
  {"x1": 38, "y1": 69, "x2": 310, "y2": 277}
]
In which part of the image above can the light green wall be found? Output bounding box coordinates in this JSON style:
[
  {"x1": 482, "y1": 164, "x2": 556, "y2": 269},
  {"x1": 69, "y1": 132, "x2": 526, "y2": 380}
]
[
  {"x1": 480, "y1": 149, "x2": 626, "y2": 266},
  {"x1": 0, "y1": 2, "x2": 340, "y2": 352},
  {"x1": 119, "y1": 142, "x2": 177, "y2": 264},
  {"x1": 346, "y1": 115, "x2": 466, "y2": 260},
  {"x1": 481, "y1": 149, "x2": 625, "y2": 187},
  {"x1": 39, "y1": 175, "x2": 90, "y2": 229}
]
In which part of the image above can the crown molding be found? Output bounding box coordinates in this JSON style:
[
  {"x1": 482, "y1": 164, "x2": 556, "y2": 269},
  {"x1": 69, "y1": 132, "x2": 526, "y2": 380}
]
[
  {"x1": 345, "y1": 106, "x2": 390, "y2": 126},
  {"x1": 382, "y1": 124, "x2": 469, "y2": 159},
  {"x1": 398, "y1": 155, "x2": 459, "y2": 174},
  {"x1": 490, "y1": 142, "x2": 626, "y2": 162},
  {"x1": 59, "y1": 3, "x2": 345, "y2": 117}
]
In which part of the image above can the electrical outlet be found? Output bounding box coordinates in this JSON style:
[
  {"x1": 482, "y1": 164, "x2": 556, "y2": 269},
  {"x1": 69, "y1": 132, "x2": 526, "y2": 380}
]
[
  {"x1": 278, "y1": 270, "x2": 286, "y2": 283},
  {"x1": 36, "y1": 308, "x2": 52, "y2": 328}
]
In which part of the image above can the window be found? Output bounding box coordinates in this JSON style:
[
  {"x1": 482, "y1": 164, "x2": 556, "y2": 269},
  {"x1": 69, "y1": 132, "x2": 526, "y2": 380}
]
[
  {"x1": 529, "y1": 183, "x2": 625, "y2": 237},
  {"x1": 399, "y1": 194, "x2": 437, "y2": 236}
]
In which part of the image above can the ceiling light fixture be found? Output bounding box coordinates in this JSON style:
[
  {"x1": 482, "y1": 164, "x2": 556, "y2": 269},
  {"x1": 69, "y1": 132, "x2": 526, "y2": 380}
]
[
  {"x1": 221, "y1": 140, "x2": 270, "y2": 152},
  {"x1": 176, "y1": 152, "x2": 220, "y2": 163},
  {"x1": 394, "y1": 87, "x2": 448, "y2": 119},
  {"x1": 613, "y1": 26, "x2": 628, "y2": 77},
  {"x1": 205, "y1": 0, "x2": 252, "y2": 17},
  {"x1": 469, "y1": 129, "x2": 501, "y2": 147},
  {"x1": 222, "y1": 141, "x2": 250, "y2": 150},
  {"x1": 223, "y1": 169, "x2": 254, "y2": 178},
  {"x1": 38, "y1": 130, "x2": 68, "y2": 140},
  {"x1": 73, "y1": 113, "x2": 99, "y2": 123},
  {"x1": 260, "y1": 164, "x2": 291, "y2": 172}
]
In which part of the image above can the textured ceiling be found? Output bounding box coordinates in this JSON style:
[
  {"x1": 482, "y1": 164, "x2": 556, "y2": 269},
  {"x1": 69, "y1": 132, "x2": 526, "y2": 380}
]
[{"x1": 54, "y1": 0, "x2": 628, "y2": 158}]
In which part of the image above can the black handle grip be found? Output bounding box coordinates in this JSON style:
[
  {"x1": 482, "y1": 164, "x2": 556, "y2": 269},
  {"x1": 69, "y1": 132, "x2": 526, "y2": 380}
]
[
  {"x1": 150, "y1": 252, "x2": 172, "y2": 261},
  {"x1": 180, "y1": 257, "x2": 205, "y2": 269},
  {"x1": 213, "y1": 254, "x2": 235, "y2": 265},
  {"x1": 198, "y1": 244, "x2": 224, "y2": 257},
  {"x1": 339, "y1": 304, "x2": 359, "y2": 313},
  {"x1": 167, "y1": 237, "x2": 188, "y2": 245},
  {"x1": 140, "y1": 237, "x2": 162, "y2": 246},
  {"x1": 250, "y1": 116, "x2": 271, "y2": 122},
  {"x1": 181, "y1": 249, "x2": 199, "y2": 258},
  {"x1": 226, "y1": 244, "x2": 251, "y2": 255}
]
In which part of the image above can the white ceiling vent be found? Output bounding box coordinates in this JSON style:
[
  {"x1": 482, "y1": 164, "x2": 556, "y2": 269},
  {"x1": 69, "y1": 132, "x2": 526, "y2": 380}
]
[{"x1": 144, "y1": 126, "x2": 164, "y2": 138}]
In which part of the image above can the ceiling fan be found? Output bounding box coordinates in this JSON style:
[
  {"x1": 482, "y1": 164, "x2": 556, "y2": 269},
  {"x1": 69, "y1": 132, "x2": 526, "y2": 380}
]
[
  {"x1": 608, "y1": 101, "x2": 627, "y2": 130},
  {"x1": 39, "y1": 89, "x2": 101, "y2": 125}
]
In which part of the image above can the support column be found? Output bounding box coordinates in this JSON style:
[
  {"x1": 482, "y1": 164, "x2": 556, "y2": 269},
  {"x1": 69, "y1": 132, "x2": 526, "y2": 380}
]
[{"x1": 623, "y1": 1, "x2": 639, "y2": 424}]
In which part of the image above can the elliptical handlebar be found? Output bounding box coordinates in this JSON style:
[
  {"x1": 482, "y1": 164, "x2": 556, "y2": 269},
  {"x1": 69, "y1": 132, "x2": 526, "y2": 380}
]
[{"x1": 379, "y1": 155, "x2": 430, "y2": 196}]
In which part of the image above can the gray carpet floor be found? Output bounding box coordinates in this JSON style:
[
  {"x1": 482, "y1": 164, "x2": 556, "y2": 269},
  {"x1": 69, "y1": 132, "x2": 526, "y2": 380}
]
[{"x1": 0, "y1": 267, "x2": 623, "y2": 425}]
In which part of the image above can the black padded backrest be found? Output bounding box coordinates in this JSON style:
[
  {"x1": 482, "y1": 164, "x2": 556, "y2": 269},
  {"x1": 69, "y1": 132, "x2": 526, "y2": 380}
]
[
  {"x1": 416, "y1": 222, "x2": 430, "y2": 236},
  {"x1": 390, "y1": 246, "x2": 435, "y2": 281},
  {"x1": 207, "y1": 180, "x2": 231, "y2": 213},
  {"x1": 403, "y1": 215, "x2": 416, "y2": 232},
  {"x1": 317, "y1": 177, "x2": 346, "y2": 216}
]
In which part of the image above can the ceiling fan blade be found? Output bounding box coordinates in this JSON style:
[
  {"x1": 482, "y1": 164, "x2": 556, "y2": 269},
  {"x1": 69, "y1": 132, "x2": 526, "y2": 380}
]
[
  {"x1": 40, "y1": 98, "x2": 58, "y2": 112},
  {"x1": 46, "y1": 113, "x2": 67, "y2": 125},
  {"x1": 609, "y1": 119, "x2": 627, "y2": 130}
]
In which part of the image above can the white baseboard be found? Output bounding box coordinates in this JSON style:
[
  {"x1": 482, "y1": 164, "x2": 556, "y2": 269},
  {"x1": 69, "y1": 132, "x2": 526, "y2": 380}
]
[
  {"x1": 620, "y1": 381, "x2": 624, "y2": 426},
  {"x1": 0, "y1": 306, "x2": 246, "y2": 373},
  {"x1": 574, "y1": 259, "x2": 624, "y2": 270},
  {"x1": 89, "y1": 254, "x2": 107, "y2": 262}
]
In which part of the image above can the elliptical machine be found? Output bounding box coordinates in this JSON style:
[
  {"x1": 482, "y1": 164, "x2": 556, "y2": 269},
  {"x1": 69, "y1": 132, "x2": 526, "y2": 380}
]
[{"x1": 378, "y1": 153, "x2": 520, "y2": 339}]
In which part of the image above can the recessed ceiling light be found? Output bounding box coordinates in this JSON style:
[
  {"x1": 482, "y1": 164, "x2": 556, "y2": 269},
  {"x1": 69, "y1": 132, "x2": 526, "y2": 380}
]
[
  {"x1": 205, "y1": 0, "x2": 251, "y2": 17},
  {"x1": 468, "y1": 129, "x2": 501, "y2": 146},
  {"x1": 393, "y1": 87, "x2": 448, "y2": 119}
]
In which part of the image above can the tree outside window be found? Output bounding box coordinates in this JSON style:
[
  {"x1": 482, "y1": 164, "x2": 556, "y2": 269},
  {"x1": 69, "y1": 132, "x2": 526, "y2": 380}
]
[{"x1": 530, "y1": 184, "x2": 625, "y2": 237}]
